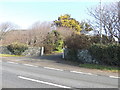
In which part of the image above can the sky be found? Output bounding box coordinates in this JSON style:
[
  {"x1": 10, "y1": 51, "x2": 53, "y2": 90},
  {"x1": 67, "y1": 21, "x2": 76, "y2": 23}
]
[{"x1": 0, "y1": 0, "x2": 119, "y2": 29}]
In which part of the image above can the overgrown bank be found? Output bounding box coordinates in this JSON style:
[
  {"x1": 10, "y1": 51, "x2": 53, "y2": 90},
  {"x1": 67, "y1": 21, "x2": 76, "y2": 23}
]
[
  {"x1": 0, "y1": 42, "x2": 42, "y2": 56},
  {"x1": 64, "y1": 33, "x2": 120, "y2": 68}
]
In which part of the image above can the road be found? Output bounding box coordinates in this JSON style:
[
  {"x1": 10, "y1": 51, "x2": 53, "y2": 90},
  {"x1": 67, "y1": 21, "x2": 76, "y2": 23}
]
[{"x1": 1, "y1": 60, "x2": 119, "y2": 88}]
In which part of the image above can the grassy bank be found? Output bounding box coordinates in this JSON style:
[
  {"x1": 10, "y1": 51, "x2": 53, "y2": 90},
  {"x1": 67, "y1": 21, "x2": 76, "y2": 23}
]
[
  {"x1": 0, "y1": 54, "x2": 22, "y2": 57},
  {"x1": 79, "y1": 64, "x2": 119, "y2": 73}
]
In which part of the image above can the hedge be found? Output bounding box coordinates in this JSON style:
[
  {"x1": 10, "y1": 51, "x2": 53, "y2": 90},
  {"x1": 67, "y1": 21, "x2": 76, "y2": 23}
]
[
  {"x1": 64, "y1": 33, "x2": 91, "y2": 50},
  {"x1": 88, "y1": 44, "x2": 120, "y2": 66},
  {"x1": 7, "y1": 42, "x2": 28, "y2": 55}
]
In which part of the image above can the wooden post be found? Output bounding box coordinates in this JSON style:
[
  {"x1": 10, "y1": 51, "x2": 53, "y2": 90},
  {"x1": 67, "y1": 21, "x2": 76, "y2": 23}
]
[
  {"x1": 41, "y1": 47, "x2": 44, "y2": 56},
  {"x1": 62, "y1": 48, "x2": 65, "y2": 59}
]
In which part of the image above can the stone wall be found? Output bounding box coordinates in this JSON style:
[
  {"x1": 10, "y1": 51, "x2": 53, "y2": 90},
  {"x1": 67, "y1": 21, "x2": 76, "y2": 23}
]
[
  {"x1": 0, "y1": 46, "x2": 42, "y2": 56},
  {"x1": 0, "y1": 46, "x2": 12, "y2": 54},
  {"x1": 64, "y1": 48, "x2": 98, "y2": 64},
  {"x1": 22, "y1": 47, "x2": 41, "y2": 56}
]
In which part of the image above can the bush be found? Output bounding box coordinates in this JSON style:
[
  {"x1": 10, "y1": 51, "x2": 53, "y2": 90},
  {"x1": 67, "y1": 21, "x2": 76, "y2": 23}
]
[
  {"x1": 64, "y1": 33, "x2": 91, "y2": 50},
  {"x1": 88, "y1": 43, "x2": 120, "y2": 66},
  {"x1": 7, "y1": 42, "x2": 28, "y2": 55},
  {"x1": 54, "y1": 40, "x2": 63, "y2": 51},
  {"x1": 90, "y1": 35, "x2": 116, "y2": 44},
  {"x1": 43, "y1": 30, "x2": 63, "y2": 54},
  {"x1": 64, "y1": 33, "x2": 93, "y2": 63},
  {"x1": 65, "y1": 49, "x2": 78, "y2": 61}
]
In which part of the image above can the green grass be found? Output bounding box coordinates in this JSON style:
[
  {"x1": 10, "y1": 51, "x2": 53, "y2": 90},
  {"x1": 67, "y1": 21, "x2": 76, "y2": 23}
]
[
  {"x1": 0, "y1": 54, "x2": 22, "y2": 57},
  {"x1": 52, "y1": 50, "x2": 63, "y2": 53},
  {"x1": 79, "y1": 64, "x2": 119, "y2": 73}
]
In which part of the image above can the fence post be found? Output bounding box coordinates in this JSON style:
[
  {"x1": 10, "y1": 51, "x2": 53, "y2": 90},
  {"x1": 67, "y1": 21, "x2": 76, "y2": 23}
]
[
  {"x1": 41, "y1": 47, "x2": 44, "y2": 56},
  {"x1": 62, "y1": 48, "x2": 65, "y2": 59}
]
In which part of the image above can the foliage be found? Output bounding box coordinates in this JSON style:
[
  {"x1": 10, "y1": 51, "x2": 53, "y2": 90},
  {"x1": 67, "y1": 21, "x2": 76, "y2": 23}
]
[
  {"x1": 88, "y1": 43, "x2": 120, "y2": 66},
  {"x1": 80, "y1": 21, "x2": 93, "y2": 31},
  {"x1": 43, "y1": 30, "x2": 63, "y2": 54},
  {"x1": 65, "y1": 49, "x2": 78, "y2": 61},
  {"x1": 52, "y1": 49, "x2": 63, "y2": 54},
  {"x1": 54, "y1": 14, "x2": 82, "y2": 33},
  {"x1": 0, "y1": 54, "x2": 22, "y2": 57},
  {"x1": 64, "y1": 33, "x2": 119, "y2": 66},
  {"x1": 90, "y1": 35, "x2": 115, "y2": 44},
  {"x1": 7, "y1": 42, "x2": 28, "y2": 55},
  {"x1": 64, "y1": 33, "x2": 91, "y2": 50},
  {"x1": 54, "y1": 39, "x2": 63, "y2": 51},
  {"x1": 64, "y1": 34, "x2": 92, "y2": 62}
]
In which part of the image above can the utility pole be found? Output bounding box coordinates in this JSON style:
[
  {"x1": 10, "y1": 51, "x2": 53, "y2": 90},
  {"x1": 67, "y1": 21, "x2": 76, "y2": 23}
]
[
  {"x1": 118, "y1": 1, "x2": 120, "y2": 43},
  {"x1": 118, "y1": 1, "x2": 120, "y2": 20},
  {"x1": 100, "y1": 0, "x2": 102, "y2": 44}
]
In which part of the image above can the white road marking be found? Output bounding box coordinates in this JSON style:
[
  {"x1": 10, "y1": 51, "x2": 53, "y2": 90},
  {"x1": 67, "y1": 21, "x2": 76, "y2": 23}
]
[
  {"x1": 109, "y1": 76, "x2": 120, "y2": 79},
  {"x1": 7, "y1": 61, "x2": 119, "y2": 79},
  {"x1": 23, "y1": 64, "x2": 38, "y2": 67},
  {"x1": 70, "y1": 71, "x2": 98, "y2": 76},
  {"x1": 18, "y1": 76, "x2": 71, "y2": 88},
  {"x1": 44, "y1": 67, "x2": 63, "y2": 71},
  {"x1": 7, "y1": 62, "x2": 18, "y2": 64}
]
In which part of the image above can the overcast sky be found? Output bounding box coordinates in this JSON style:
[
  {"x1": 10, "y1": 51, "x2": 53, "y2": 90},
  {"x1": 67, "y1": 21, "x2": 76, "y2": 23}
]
[{"x1": 0, "y1": 0, "x2": 119, "y2": 29}]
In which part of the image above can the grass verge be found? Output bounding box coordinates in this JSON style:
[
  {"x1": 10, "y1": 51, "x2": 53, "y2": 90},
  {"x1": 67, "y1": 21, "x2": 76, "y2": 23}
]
[
  {"x1": 79, "y1": 64, "x2": 119, "y2": 73},
  {"x1": 52, "y1": 50, "x2": 63, "y2": 53},
  {"x1": 45, "y1": 50, "x2": 63, "y2": 55},
  {"x1": 0, "y1": 54, "x2": 22, "y2": 57}
]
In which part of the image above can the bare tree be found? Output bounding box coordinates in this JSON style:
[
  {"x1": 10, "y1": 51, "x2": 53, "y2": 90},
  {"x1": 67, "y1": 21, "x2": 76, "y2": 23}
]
[
  {"x1": 56, "y1": 27, "x2": 74, "y2": 39},
  {"x1": 28, "y1": 21, "x2": 51, "y2": 46},
  {"x1": 88, "y1": 2, "x2": 120, "y2": 43},
  {"x1": 1, "y1": 30, "x2": 27, "y2": 45},
  {"x1": 0, "y1": 22, "x2": 18, "y2": 40},
  {"x1": 1, "y1": 21, "x2": 51, "y2": 46}
]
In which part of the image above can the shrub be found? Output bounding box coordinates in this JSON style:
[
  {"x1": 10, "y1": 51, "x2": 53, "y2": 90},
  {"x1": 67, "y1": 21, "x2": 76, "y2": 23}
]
[
  {"x1": 54, "y1": 39, "x2": 63, "y2": 51},
  {"x1": 65, "y1": 49, "x2": 78, "y2": 61},
  {"x1": 7, "y1": 42, "x2": 28, "y2": 55},
  {"x1": 64, "y1": 33, "x2": 92, "y2": 63},
  {"x1": 43, "y1": 30, "x2": 63, "y2": 54},
  {"x1": 90, "y1": 35, "x2": 116, "y2": 44},
  {"x1": 88, "y1": 43, "x2": 120, "y2": 66},
  {"x1": 107, "y1": 44, "x2": 120, "y2": 65},
  {"x1": 64, "y1": 33, "x2": 91, "y2": 50},
  {"x1": 44, "y1": 44, "x2": 53, "y2": 54}
]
